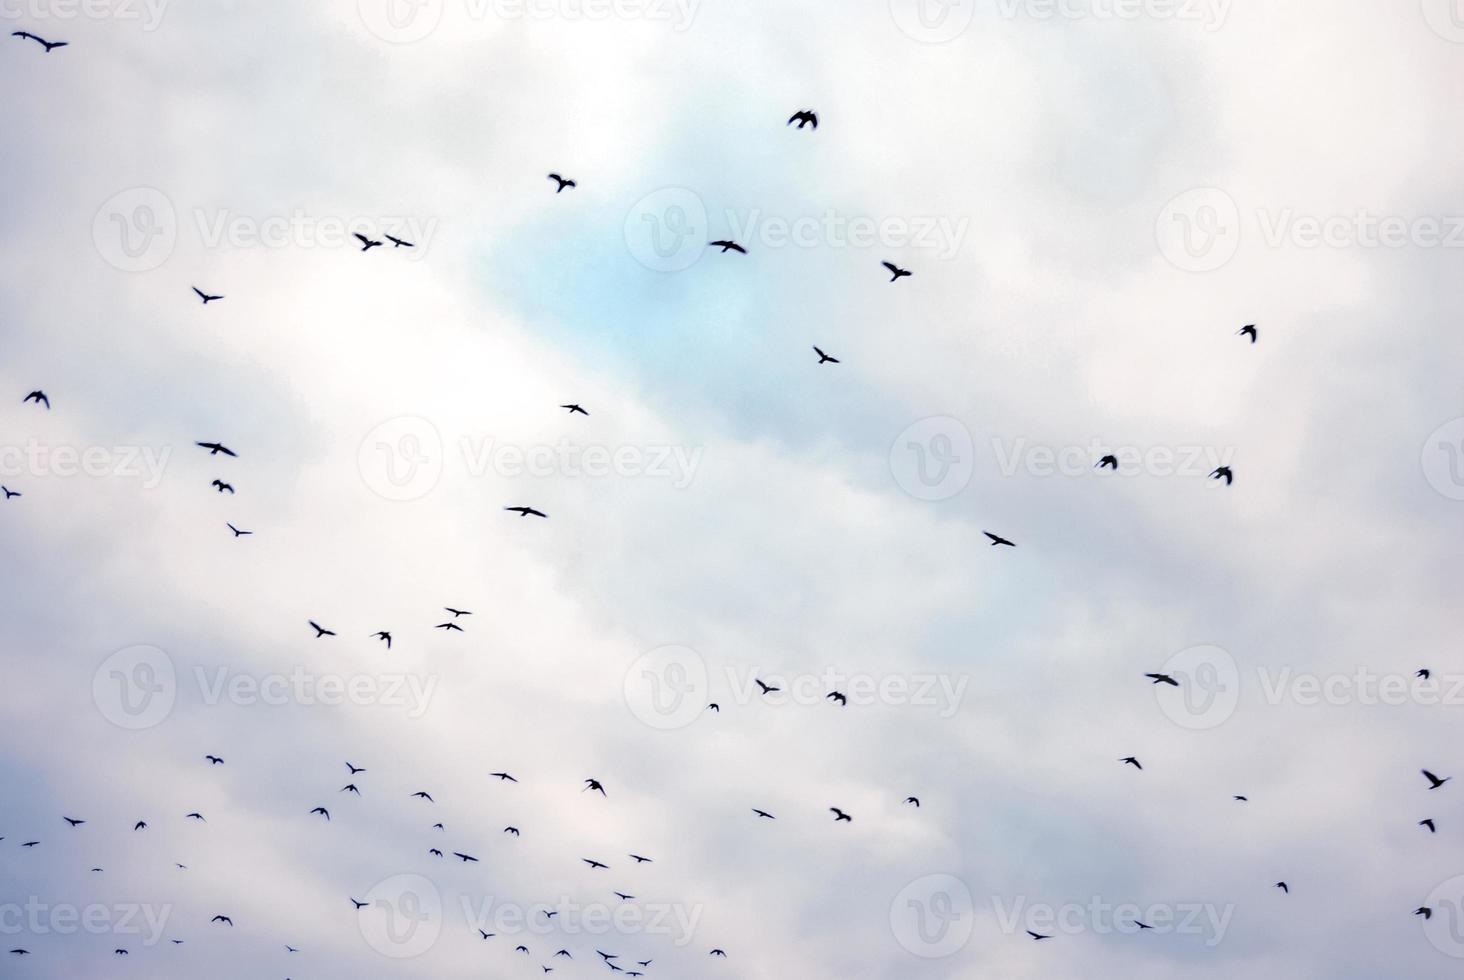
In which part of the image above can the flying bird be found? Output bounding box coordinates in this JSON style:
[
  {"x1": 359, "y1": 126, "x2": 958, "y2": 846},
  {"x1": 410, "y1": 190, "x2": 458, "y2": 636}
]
[
  {"x1": 1, "y1": 487, "x2": 19, "y2": 499},
  {"x1": 490, "y1": 772, "x2": 517, "y2": 782},
  {"x1": 210, "y1": 480, "x2": 234, "y2": 494},
  {"x1": 1275, "y1": 882, "x2": 1289, "y2": 893},
  {"x1": 310, "y1": 807, "x2": 330, "y2": 820},
  {"x1": 346, "y1": 762, "x2": 366, "y2": 774},
  {"x1": 881, "y1": 261, "x2": 912, "y2": 282},
  {"x1": 829, "y1": 807, "x2": 852, "y2": 822},
  {"x1": 1210, "y1": 466, "x2": 1234, "y2": 486},
  {"x1": 435, "y1": 621, "x2": 464, "y2": 632},
  {"x1": 1027, "y1": 931, "x2": 1051, "y2": 941},
  {"x1": 710, "y1": 949, "x2": 727, "y2": 957},
  {"x1": 354, "y1": 233, "x2": 383, "y2": 252},
  {"x1": 372, "y1": 631, "x2": 392, "y2": 649},
  {"x1": 309, "y1": 621, "x2": 336, "y2": 638},
  {"x1": 505, "y1": 506, "x2": 548, "y2": 518},
  {"x1": 1120, "y1": 757, "x2": 1143, "y2": 770},
  {"x1": 134, "y1": 821, "x2": 147, "y2": 830},
  {"x1": 227, "y1": 523, "x2": 251, "y2": 537},
  {"x1": 984, "y1": 532, "x2": 1015, "y2": 547},
  {"x1": 548, "y1": 173, "x2": 576, "y2": 192},
  {"x1": 787, "y1": 109, "x2": 818, "y2": 129},
  {"x1": 192, "y1": 287, "x2": 223, "y2": 304},
  {"x1": 411, "y1": 791, "x2": 434, "y2": 802},
  {"x1": 341, "y1": 784, "x2": 360, "y2": 795},
  {"x1": 1096, "y1": 454, "x2": 1119, "y2": 470},
  {"x1": 385, "y1": 234, "x2": 414, "y2": 248},
  {"x1": 584, "y1": 779, "x2": 607, "y2": 795},
  {"x1": 185, "y1": 813, "x2": 205, "y2": 821},
  {"x1": 629, "y1": 854, "x2": 652, "y2": 863},
  {"x1": 1420, "y1": 818, "x2": 1436, "y2": 833},
  {"x1": 826, "y1": 691, "x2": 847, "y2": 706},
  {"x1": 709, "y1": 240, "x2": 746, "y2": 254},
  {"x1": 205, "y1": 755, "x2": 224, "y2": 765},
  {"x1": 452, "y1": 852, "x2": 478, "y2": 863},
  {"x1": 504, "y1": 826, "x2": 520, "y2": 836},
  {"x1": 1417, "y1": 907, "x2": 1433, "y2": 919},
  {"x1": 1233, "y1": 796, "x2": 1248, "y2": 802},
  {"x1": 1146, "y1": 673, "x2": 1180, "y2": 687},
  {"x1": 445, "y1": 607, "x2": 472, "y2": 618},
  {"x1": 561, "y1": 404, "x2": 589, "y2": 415},
  {"x1": 755, "y1": 679, "x2": 780, "y2": 695},
  {"x1": 350, "y1": 899, "x2": 368, "y2": 909},
  {"x1": 63, "y1": 817, "x2": 84, "y2": 827},
  {"x1": 1418, "y1": 668, "x2": 1431, "y2": 679},
  {"x1": 211, "y1": 916, "x2": 233, "y2": 926},
  {"x1": 12, "y1": 31, "x2": 67, "y2": 51},
  {"x1": 905, "y1": 797, "x2": 920, "y2": 807},
  {"x1": 22, "y1": 390, "x2": 49, "y2": 409},
  {"x1": 812, "y1": 346, "x2": 840, "y2": 364},
  {"x1": 1424, "y1": 770, "x2": 1451, "y2": 790},
  {"x1": 752, "y1": 809, "x2": 775, "y2": 819},
  {"x1": 613, "y1": 892, "x2": 634, "y2": 900},
  {"x1": 196, "y1": 441, "x2": 236, "y2": 456},
  {"x1": 1238, "y1": 324, "x2": 1257, "y2": 343},
  {"x1": 583, "y1": 858, "x2": 609, "y2": 869}
]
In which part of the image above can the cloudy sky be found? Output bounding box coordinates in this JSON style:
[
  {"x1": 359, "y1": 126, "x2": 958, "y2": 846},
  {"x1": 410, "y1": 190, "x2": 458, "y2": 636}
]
[{"x1": 1, "y1": 0, "x2": 1463, "y2": 976}]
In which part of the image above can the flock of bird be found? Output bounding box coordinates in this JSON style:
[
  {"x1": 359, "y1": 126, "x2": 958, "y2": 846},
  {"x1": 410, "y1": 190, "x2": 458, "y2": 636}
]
[{"x1": 3, "y1": 23, "x2": 1444, "y2": 978}]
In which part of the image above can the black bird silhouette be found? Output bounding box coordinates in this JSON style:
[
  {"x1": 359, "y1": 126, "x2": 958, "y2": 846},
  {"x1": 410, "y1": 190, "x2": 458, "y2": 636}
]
[
  {"x1": 211, "y1": 916, "x2": 233, "y2": 926},
  {"x1": 548, "y1": 174, "x2": 576, "y2": 193},
  {"x1": 192, "y1": 287, "x2": 223, "y2": 304},
  {"x1": 556, "y1": 949, "x2": 572, "y2": 957},
  {"x1": 561, "y1": 404, "x2": 589, "y2": 416},
  {"x1": 752, "y1": 808, "x2": 775, "y2": 819},
  {"x1": 829, "y1": 807, "x2": 852, "y2": 822},
  {"x1": 1210, "y1": 466, "x2": 1234, "y2": 486},
  {"x1": 346, "y1": 762, "x2": 366, "y2": 774},
  {"x1": 435, "y1": 622, "x2": 464, "y2": 632},
  {"x1": 411, "y1": 791, "x2": 434, "y2": 802},
  {"x1": 905, "y1": 797, "x2": 920, "y2": 807},
  {"x1": 584, "y1": 779, "x2": 606, "y2": 795},
  {"x1": 429, "y1": 848, "x2": 443, "y2": 857},
  {"x1": 517, "y1": 945, "x2": 530, "y2": 953},
  {"x1": 354, "y1": 233, "x2": 383, "y2": 252},
  {"x1": 504, "y1": 826, "x2": 520, "y2": 835},
  {"x1": 478, "y1": 929, "x2": 494, "y2": 939},
  {"x1": 1275, "y1": 882, "x2": 1288, "y2": 893},
  {"x1": 629, "y1": 854, "x2": 652, "y2": 863},
  {"x1": 709, "y1": 240, "x2": 746, "y2": 254},
  {"x1": 1146, "y1": 673, "x2": 1180, "y2": 687},
  {"x1": 185, "y1": 813, "x2": 205, "y2": 821},
  {"x1": 22, "y1": 390, "x2": 49, "y2": 409},
  {"x1": 372, "y1": 631, "x2": 392, "y2": 649},
  {"x1": 21, "y1": 841, "x2": 39, "y2": 847},
  {"x1": 1233, "y1": 795, "x2": 1248, "y2": 802},
  {"x1": 1421, "y1": 818, "x2": 1436, "y2": 833},
  {"x1": 12, "y1": 31, "x2": 67, "y2": 51},
  {"x1": 211, "y1": 480, "x2": 234, "y2": 494},
  {"x1": 826, "y1": 691, "x2": 847, "y2": 706},
  {"x1": 1417, "y1": 906, "x2": 1433, "y2": 919},
  {"x1": 1096, "y1": 454, "x2": 1119, "y2": 470},
  {"x1": 812, "y1": 346, "x2": 840, "y2": 364},
  {"x1": 205, "y1": 755, "x2": 224, "y2": 765},
  {"x1": 1418, "y1": 668, "x2": 1431, "y2": 679},
  {"x1": 984, "y1": 532, "x2": 1015, "y2": 547},
  {"x1": 881, "y1": 261, "x2": 912, "y2": 282},
  {"x1": 614, "y1": 892, "x2": 634, "y2": 900},
  {"x1": 755, "y1": 679, "x2": 780, "y2": 695},
  {"x1": 453, "y1": 852, "x2": 478, "y2": 863},
  {"x1": 445, "y1": 607, "x2": 473, "y2": 618},
  {"x1": 787, "y1": 109, "x2": 818, "y2": 129},
  {"x1": 1, "y1": 487, "x2": 19, "y2": 499},
  {"x1": 1027, "y1": 931, "x2": 1051, "y2": 941},
  {"x1": 134, "y1": 821, "x2": 147, "y2": 830},
  {"x1": 707, "y1": 702, "x2": 720, "y2": 711},
  {"x1": 341, "y1": 784, "x2": 360, "y2": 795},
  {"x1": 1238, "y1": 324, "x2": 1258, "y2": 344},
  {"x1": 1133, "y1": 920, "x2": 1154, "y2": 930},
  {"x1": 583, "y1": 858, "x2": 609, "y2": 869},
  {"x1": 505, "y1": 506, "x2": 548, "y2": 518},
  {"x1": 196, "y1": 441, "x2": 236, "y2": 456},
  {"x1": 350, "y1": 898, "x2": 368, "y2": 909},
  {"x1": 10, "y1": 949, "x2": 31, "y2": 955},
  {"x1": 309, "y1": 621, "x2": 336, "y2": 638},
  {"x1": 431, "y1": 823, "x2": 443, "y2": 830},
  {"x1": 710, "y1": 949, "x2": 727, "y2": 956},
  {"x1": 63, "y1": 817, "x2": 84, "y2": 827},
  {"x1": 385, "y1": 234, "x2": 414, "y2": 248},
  {"x1": 114, "y1": 949, "x2": 128, "y2": 955},
  {"x1": 227, "y1": 523, "x2": 251, "y2": 537},
  {"x1": 310, "y1": 807, "x2": 330, "y2": 820},
  {"x1": 491, "y1": 772, "x2": 517, "y2": 782},
  {"x1": 1120, "y1": 757, "x2": 1142, "y2": 769},
  {"x1": 1424, "y1": 770, "x2": 1451, "y2": 790}
]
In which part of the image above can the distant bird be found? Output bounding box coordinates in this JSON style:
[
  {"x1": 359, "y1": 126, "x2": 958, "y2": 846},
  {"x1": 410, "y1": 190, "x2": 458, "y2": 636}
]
[
  {"x1": 1418, "y1": 668, "x2": 1431, "y2": 679},
  {"x1": 346, "y1": 762, "x2": 366, "y2": 774},
  {"x1": 350, "y1": 898, "x2": 369, "y2": 909},
  {"x1": 1275, "y1": 882, "x2": 1288, "y2": 893},
  {"x1": 192, "y1": 287, "x2": 223, "y2": 304},
  {"x1": 309, "y1": 807, "x2": 330, "y2": 820},
  {"x1": 583, "y1": 858, "x2": 609, "y2": 869},
  {"x1": 505, "y1": 506, "x2": 548, "y2": 518},
  {"x1": 21, "y1": 842, "x2": 39, "y2": 847},
  {"x1": 755, "y1": 679, "x2": 780, "y2": 695},
  {"x1": 309, "y1": 621, "x2": 336, "y2": 638},
  {"x1": 556, "y1": 950, "x2": 572, "y2": 958},
  {"x1": 211, "y1": 480, "x2": 234, "y2": 494},
  {"x1": 1, "y1": 487, "x2": 19, "y2": 499},
  {"x1": 710, "y1": 949, "x2": 727, "y2": 957},
  {"x1": 63, "y1": 817, "x2": 84, "y2": 827},
  {"x1": 286, "y1": 945, "x2": 299, "y2": 953},
  {"x1": 452, "y1": 852, "x2": 478, "y2": 863},
  {"x1": 584, "y1": 779, "x2": 606, "y2": 795},
  {"x1": 881, "y1": 261, "x2": 912, "y2": 282},
  {"x1": 561, "y1": 404, "x2": 589, "y2": 416},
  {"x1": 1096, "y1": 454, "x2": 1119, "y2": 470},
  {"x1": 707, "y1": 703, "x2": 719, "y2": 712},
  {"x1": 826, "y1": 691, "x2": 847, "y2": 706},
  {"x1": 114, "y1": 949, "x2": 128, "y2": 955},
  {"x1": 829, "y1": 807, "x2": 852, "y2": 823},
  {"x1": 629, "y1": 854, "x2": 652, "y2": 863},
  {"x1": 22, "y1": 390, "x2": 49, "y2": 409},
  {"x1": 1238, "y1": 324, "x2": 1257, "y2": 344},
  {"x1": 134, "y1": 821, "x2": 147, "y2": 830},
  {"x1": 211, "y1": 916, "x2": 233, "y2": 926},
  {"x1": 12, "y1": 31, "x2": 67, "y2": 51},
  {"x1": 385, "y1": 234, "x2": 414, "y2": 248},
  {"x1": 1133, "y1": 920, "x2": 1154, "y2": 931},
  {"x1": 205, "y1": 755, "x2": 224, "y2": 765},
  {"x1": 10, "y1": 950, "x2": 30, "y2": 955},
  {"x1": 341, "y1": 784, "x2": 359, "y2": 795},
  {"x1": 984, "y1": 531, "x2": 1015, "y2": 547},
  {"x1": 1233, "y1": 795, "x2": 1248, "y2": 802},
  {"x1": 504, "y1": 826, "x2": 520, "y2": 836},
  {"x1": 411, "y1": 791, "x2": 434, "y2": 802},
  {"x1": 752, "y1": 809, "x2": 775, "y2": 819},
  {"x1": 548, "y1": 174, "x2": 576, "y2": 193},
  {"x1": 812, "y1": 346, "x2": 840, "y2": 364},
  {"x1": 905, "y1": 797, "x2": 920, "y2": 807},
  {"x1": 196, "y1": 441, "x2": 237, "y2": 457},
  {"x1": 1417, "y1": 907, "x2": 1433, "y2": 919},
  {"x1": 1027, "y1": 931, "x2": 1051, "y2": 941},
  {"x1": 431, "y1": 823, "x2": 443, "y2": 831},
  {"x1": 445, "y1": 607, "x2": 472, "y2": 618},
  {"x1": 185, "y1": 813, "x2": 205, "y2": 821},
  {"x1": 1424, "y1": 770, "x2": 1451, "y2": 790},
  {"x1": 709, "y1": 240, "x2": 746, "y2": 254},
  {"x1": 1421, "y1": 818, "x2": 1436, "y2": 833},
  {"x1": 1146, "y1": 673, "x2": 1180, "y2": 687},
  {"x1": 613, "y1": 892, "x2": 634, "y2": 900},
  {"x1": 491, "y1": 772, "x2": 517, "y2": 782},
  {"x1": 1210, "y1": 466, "x2": 1234, "y2": 486},
  {"x1": 478, "y1": 929, "x2": 494, "y2": 940},
  {"x1": 354, "y1": 233, "x2": 383, "y2": 252},
  {"x1": 429, "y1": 848, "x2": 443, "y2": 857},
  {"x1": 787, "y1": 109, "x2": 818, "y2": 129},
  {"x1": 227, "y1": 523, "x2": 251, "y2": 537},
  {"x1": 372, "y1": 631, "x2": 392, "y2": 649},
  {"x1": 435, "y1": 621, "x2": 464, "y2": 632},
  {"x1": 1120, "y1": 757, "x2": 1142, "y2": 769}
]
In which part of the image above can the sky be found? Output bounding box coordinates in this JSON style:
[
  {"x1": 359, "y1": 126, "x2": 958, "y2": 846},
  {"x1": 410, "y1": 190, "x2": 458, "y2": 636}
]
[{"x1": 1, "y1": 0, "x2": 1463, "y2": 977}]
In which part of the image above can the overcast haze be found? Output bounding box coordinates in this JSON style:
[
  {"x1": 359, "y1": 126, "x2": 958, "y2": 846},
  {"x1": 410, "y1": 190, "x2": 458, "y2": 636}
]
[{"x1": 2, "y1": 0, "x2": 1463, "y2": 977}]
